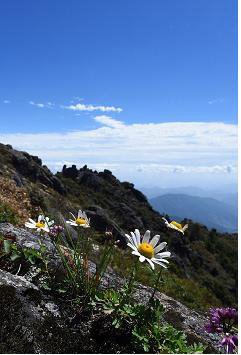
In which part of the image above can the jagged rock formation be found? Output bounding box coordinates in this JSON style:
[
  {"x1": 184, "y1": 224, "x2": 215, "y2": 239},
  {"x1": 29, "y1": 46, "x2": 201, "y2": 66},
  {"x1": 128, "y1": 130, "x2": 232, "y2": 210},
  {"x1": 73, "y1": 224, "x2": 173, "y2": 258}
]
[{"x1": 0, "y1": 143, "x2": 66, "y2": 195}]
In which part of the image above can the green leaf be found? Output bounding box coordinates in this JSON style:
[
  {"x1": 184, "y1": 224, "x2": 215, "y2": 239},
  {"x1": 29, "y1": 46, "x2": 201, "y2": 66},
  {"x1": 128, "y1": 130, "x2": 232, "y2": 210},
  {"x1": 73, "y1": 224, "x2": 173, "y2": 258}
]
[
  {"x1": 3, "y1": 239, "x2": 12, "y2": 254},
  {"x1": 28, "y1": 255, "x2": 36, "y2": 265},
  {"x1": 42, "y1": 283, "x2": 51, "y2": 290},
  {"x1": 10, "y1": 253, "x2": 21, "y2": 261},
  {"x1": 112, "y1": 318, "x2": 120, "y2": 328},
  {"x1": 143, "y1": 343, "x2": 149, "y2": 352}
]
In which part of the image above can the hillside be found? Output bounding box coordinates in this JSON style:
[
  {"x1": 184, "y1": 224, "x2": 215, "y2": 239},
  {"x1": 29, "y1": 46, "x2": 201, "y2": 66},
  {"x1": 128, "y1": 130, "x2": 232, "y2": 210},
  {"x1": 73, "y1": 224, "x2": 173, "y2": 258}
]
[
  {"x1": 150, "y1": 194, "x2": 237, "y2": 233},
  {"x1": 0, "y1": 142, "x2": 238, "y2": 311},
  {"x1": 141, "y1": 186, "x2": 238, "y2": 209}
]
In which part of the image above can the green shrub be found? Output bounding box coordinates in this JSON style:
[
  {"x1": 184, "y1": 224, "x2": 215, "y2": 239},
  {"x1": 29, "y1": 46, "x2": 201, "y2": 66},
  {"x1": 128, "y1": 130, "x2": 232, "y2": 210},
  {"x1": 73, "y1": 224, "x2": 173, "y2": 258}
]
[
  {"x1": 91, "y1": 289, "x2": 205, "y2": 353},
  {"x1": 0, "y1": 203, "x2": 19, "y2": 225}
]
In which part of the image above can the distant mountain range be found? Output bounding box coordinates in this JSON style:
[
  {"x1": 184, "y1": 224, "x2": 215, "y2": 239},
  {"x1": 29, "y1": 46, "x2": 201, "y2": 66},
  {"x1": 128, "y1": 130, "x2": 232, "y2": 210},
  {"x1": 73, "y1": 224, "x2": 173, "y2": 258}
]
[
  {"x1": 140, "y1": 185, "x2": 238, "y2": 208},
  {"x1": 150, "y1": 193, "x2": 238, "y2": 233}
]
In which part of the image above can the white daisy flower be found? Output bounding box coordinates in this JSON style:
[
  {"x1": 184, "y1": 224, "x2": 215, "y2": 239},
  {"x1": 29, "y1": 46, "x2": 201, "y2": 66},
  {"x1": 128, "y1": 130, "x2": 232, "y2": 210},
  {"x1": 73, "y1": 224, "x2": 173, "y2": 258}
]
[
  {"x1": 162, "y1": 217, "x2": 188, "y2": 234},
  {"x1": 66, "y1": 210, "x2": 90, "y2": 228},
  {"x1": 125, "y1": 229, "x2": 171, "y2": 270},
  {"x1": 25, "y1": 215, "x2": 54, "y2": 233}
]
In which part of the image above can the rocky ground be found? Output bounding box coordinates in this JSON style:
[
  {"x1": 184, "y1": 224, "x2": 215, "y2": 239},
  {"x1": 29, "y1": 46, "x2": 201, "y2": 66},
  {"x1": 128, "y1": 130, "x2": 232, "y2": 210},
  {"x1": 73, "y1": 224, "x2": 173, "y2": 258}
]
[{"x1": 0, "y1": 223, "x2": 222, "y2": 354}]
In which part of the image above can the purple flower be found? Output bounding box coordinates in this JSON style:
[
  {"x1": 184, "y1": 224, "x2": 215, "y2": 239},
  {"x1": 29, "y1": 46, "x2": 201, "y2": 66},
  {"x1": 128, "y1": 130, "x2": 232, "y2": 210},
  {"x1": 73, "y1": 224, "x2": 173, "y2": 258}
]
[
  {"x1": 204, "y1": 322, "x2": 223, "y2": 334},
  {"x1": 205, "y1": 308, "x2": 238, "y2": 334},
  {"x1": 221, "y1": 335, "x2": 238, "y2": 354},
  {"x1": 49, "y1": 225, "x2": 64, "y2": 237}
]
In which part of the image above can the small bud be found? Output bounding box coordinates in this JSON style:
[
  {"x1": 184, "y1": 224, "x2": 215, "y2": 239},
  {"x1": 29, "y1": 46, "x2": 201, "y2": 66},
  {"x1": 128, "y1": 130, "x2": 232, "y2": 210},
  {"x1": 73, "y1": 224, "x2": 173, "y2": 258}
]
[{"x1": 105, "y1": 230, "x2": 113, "y2": 238}]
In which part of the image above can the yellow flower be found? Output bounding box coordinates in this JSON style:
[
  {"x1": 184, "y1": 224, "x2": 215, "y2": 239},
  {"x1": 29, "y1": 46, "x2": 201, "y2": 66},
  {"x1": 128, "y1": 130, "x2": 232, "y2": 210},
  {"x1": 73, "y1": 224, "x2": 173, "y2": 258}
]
[
  {"x1": 25, "y1": 215, "x2": 54, "y2": 233},
  {"x1": 66, "y1": 210, "x2": 90, "y2": 228},
  {"x1": 162, "y1": 217, "x2": 188, "y2": 234}
]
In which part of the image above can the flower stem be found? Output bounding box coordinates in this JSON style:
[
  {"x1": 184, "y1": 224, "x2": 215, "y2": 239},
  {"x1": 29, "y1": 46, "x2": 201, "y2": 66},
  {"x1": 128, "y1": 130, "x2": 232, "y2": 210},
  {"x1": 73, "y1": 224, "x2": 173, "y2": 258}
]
[
  {"x1": 149, "y1": 268, "x2": 163, "y2": 303},
  {"x1": 122, "y1": 258, "x2": 139, "y2": 305}
]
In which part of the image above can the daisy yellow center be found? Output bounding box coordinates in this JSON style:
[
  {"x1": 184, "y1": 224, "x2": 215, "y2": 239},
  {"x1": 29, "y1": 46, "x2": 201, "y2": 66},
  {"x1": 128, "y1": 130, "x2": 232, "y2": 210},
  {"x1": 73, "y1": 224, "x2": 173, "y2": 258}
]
[
  {"x1": 170, "y1": 221, "x2": 182, "y2": 229},
  {"x1": 36, "y1": 222, "x2": 45, "y2": 228},
  {"x1": 138, "y1": 243, "x2": 154, "y2": 259},
  {"x1": 76, "y1": 218, "x2": 87, "y2": 225}
]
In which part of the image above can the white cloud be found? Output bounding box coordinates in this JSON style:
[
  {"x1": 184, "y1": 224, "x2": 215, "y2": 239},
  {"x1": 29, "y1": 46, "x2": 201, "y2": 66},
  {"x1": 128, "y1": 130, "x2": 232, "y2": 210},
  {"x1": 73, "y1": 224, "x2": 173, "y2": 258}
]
[
  {"x1": 70, "y1": 96, "x2": 84, "y2": 103},
  {"x1": 29, "y1": 101, "x2": 45, "y2": 108},
  {"x1": 47, "y1": 102, "x2": 55, "y2": 107},
  {"x1": 208, "y1": 98, "x2": 224, "y2": 105},
  {"x1": 63, "y1": 103, "x2": 123, "y2": 113},
  {"x1": 94, "y1": 115, "x2": 124, "y2": 128},
  {"x1": 0, "y1": 118, "x2": 237, "y2": 187},
  {"x1": 3, "y1": 100, "x2": 11, "y2": 104},
  {"x1": 29, "y1": 101, "x2": 54, "y2": 108},
  {"x1": 135, "y1": 164, "x2": 235, "y2": 174}
]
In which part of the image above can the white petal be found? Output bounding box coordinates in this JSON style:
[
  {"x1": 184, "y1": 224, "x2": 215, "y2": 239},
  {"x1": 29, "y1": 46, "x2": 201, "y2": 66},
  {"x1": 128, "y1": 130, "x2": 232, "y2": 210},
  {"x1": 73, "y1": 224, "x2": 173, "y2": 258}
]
[
  {"x1": 25, "y1": 223, "x2": 36, "y2": 229},
  {"x1": 38, "y1": 215, "x2": 44, "y2": 222},
  {"x1": 168, "y1": 224, "x2": 182, "y2": 233},
  {"x1": 142, "y1": 230, "x2": 150, "y2": 243},
  {"x1": 149, "y1": 235, "x2": 160, "y2": 248},
  {"x1": 155, "y1": 251, "x2": 171, "y2": 258},
  {"x1": 153, "y1": 257, "x2": 169, "y2": 264},
  {"x1": 69, "y1": 212, "x2": 76, "y2": 220},
  {"x1": 29, "y1": 218, "x2": 36, "y2": 224},
  {"x1": 162, "y1": 217, "x2": 169, "y2": 226},
  {"x1": 43, "y1": 226, "x2": 50, "y2": 233},
  {"x1": 127, "y1": 242, "x2": 137, "y2": 251},
  {"x1": 131, "y1": 250, "x2": 140, "y2": 257},
  {"x1": 139, "y1": 255, "x2": 146, "y2": 262},
  {"x1": 154, "y1": 242, "x2": 167, "y2": 253},
  {"x1": 125, "y1": 235, "x2": 136, "y2": 249},
  {"x1": 83, "y1": 212, "x2": 88, "y2": 219},
  {"x1": 182, "y1": 224, "x2": 188, "y2": 232},
  {"x1": 125, "y1": 234, "x2": 133, "y2": 244},
  {"x1": 130, "y1": 231, "x2": 138, "y2": 248},
  {"x1": 146, "y1": 258, "x2": 155, "y2": 270},
  {"x1": 135, "y1": 229, "x2": 141, "y2": 245},
  {"x1": 125, "y1": 233, "x2": 132, "y2": 243},
  {"x1": 154, "y1": 260, "x2": 167, "y2": 268},
  {"x1": 66, "y1": 219, "x2": 75, "y2": 224},
  {"x1": 67, "y1": 221, "x2": 77, "y2": 226}
]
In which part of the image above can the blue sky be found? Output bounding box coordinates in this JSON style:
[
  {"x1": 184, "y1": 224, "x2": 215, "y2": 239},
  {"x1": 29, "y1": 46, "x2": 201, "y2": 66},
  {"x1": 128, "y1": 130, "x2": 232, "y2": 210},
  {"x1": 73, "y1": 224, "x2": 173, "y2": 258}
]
[{"x1": 0, "y1": 0, "x2": 237, "y2": 189}]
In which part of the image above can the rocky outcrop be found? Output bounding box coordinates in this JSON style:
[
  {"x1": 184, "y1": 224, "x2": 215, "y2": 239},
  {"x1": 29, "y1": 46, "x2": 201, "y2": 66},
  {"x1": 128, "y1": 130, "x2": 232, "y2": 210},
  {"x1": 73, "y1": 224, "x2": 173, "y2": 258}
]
[
  {"x1": 0, "y1": 143, "x2": 66, "y2": 195},
  {"x1": 0, "y1": 270, "x2": 64, "y2": 353},
  {"x1": 85, "y1": 206, "x2": 126, "y2": 245},
  {"x1": 62, "y1": 164, "x2": 79, "y2": 179},
  {"x1": 0, "y1": 223, "x2": 222, "y2": 353}
]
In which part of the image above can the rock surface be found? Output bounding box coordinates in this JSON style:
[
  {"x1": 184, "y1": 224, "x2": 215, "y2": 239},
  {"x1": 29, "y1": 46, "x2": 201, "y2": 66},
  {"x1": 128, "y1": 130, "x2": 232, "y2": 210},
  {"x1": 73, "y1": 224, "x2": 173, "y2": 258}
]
[{"x1": 0, "y1": 223, "x2": 222, "y2": 353}]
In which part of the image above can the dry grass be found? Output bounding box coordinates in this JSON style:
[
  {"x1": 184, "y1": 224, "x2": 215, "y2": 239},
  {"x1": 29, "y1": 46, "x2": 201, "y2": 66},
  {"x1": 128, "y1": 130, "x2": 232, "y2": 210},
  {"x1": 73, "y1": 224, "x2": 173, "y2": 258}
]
[{"x1": 0, "y1": 176, "x2": 32, "y2": 225}]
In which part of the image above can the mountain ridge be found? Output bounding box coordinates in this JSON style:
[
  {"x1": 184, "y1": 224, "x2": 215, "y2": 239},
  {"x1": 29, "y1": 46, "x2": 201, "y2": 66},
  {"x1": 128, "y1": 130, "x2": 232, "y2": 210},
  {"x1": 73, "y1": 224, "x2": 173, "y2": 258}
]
[
  {"x1": 0, "y1": 142, "x2": 237, "y2": 310},
  {"x1": 150, "y1": 193, "x2": 237, "y2": 233},
  {"x1": 140, "y1": 185, "x2": 238, "y2": 208}
]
